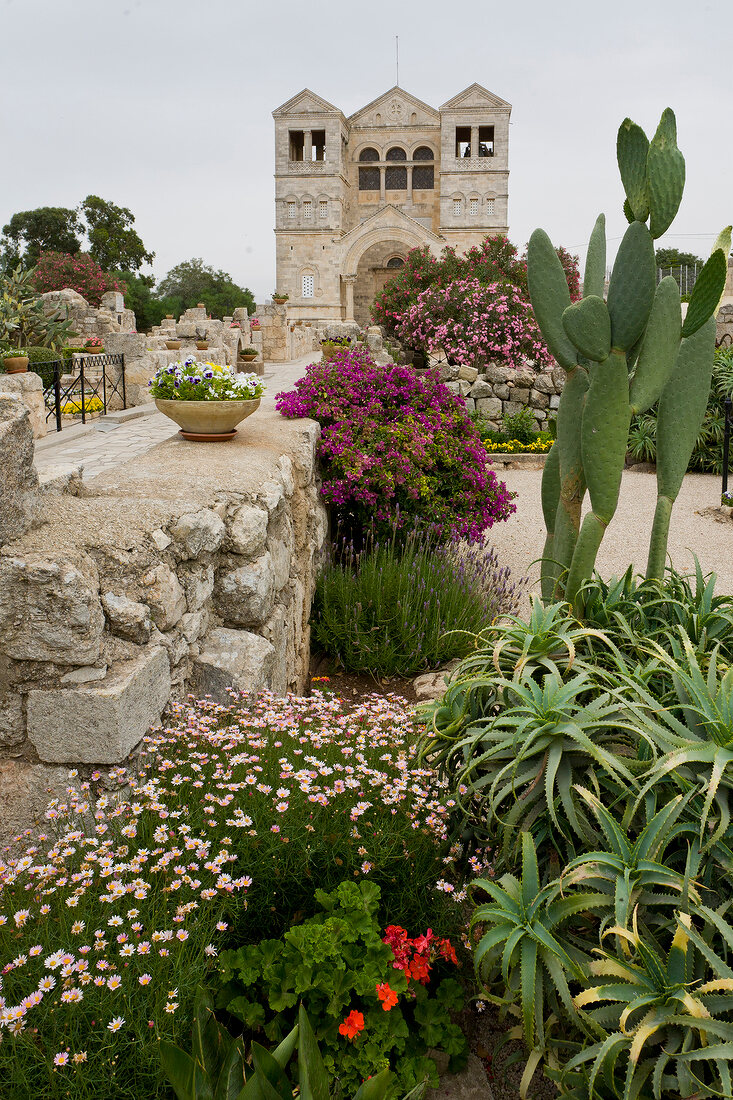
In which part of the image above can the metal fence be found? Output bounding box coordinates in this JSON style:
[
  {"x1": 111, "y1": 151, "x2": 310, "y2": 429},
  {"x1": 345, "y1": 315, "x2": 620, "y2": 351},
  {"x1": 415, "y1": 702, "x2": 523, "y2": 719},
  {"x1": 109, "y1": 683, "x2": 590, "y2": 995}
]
[
  {"x1": 36, "y1": 354, "x2": 126, "y2": 432},
  {"x1": 657, "y1": 264, "x2": 699, "y2": 296}
]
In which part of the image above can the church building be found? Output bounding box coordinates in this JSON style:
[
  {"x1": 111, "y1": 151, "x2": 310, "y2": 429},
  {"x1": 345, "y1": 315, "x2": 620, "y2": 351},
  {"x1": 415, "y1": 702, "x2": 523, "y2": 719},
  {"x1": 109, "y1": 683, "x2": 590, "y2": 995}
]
[{"x1": 273, "y1": 83, "x2": 511, "y2": 326}]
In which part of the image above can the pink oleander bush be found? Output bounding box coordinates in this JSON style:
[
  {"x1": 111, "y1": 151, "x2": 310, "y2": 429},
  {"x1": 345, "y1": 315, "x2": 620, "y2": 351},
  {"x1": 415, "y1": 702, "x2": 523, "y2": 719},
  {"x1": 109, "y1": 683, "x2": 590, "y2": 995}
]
[
  {"x1": 393, "y1": 277, "x2": 554, "y2": 372},
  {"x1": 0, "y1": 689, "x2": 483, "y2": 1099},
  {"x1": 374, "y1": 236, "x2": 581, "y2": 365},
  {"x1": 276, "y1": 345, "x2": 515, "y2": 541},
  {"x1": 31, "y1": 252, "x2": 124, "y2": 308}
]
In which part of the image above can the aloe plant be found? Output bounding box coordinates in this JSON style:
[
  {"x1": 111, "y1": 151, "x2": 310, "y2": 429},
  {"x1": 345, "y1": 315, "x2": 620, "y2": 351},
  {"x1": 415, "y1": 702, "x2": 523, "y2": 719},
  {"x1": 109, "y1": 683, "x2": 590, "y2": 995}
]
[
  {"x1": 161, "y1": 992, "x2": 398, "y2": 1100},
  {"x1": 527, "y1": 110, "x2": 730, "y2": 612}
]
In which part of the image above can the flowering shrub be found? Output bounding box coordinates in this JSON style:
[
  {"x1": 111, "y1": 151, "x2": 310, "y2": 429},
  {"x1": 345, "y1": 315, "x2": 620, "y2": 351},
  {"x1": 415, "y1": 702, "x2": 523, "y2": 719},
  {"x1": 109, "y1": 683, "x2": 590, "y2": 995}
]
[
  {"x1": 372, "y1": 236, "x2": 580, "y2": 343},
  {"x1": 31, "y1": 252, "x2": 124, "y2": 307},
  {"x1": 148, "y1": 358, "x2": 264, "y2": 401},
  {"x1": 219, "y1": 880, "x2": 468, "y2": 1093},
  {"x1": 0, "y1": 689, "x2": 477, "y2": 1098},
  {"x1": 392, "y1": 278, "x2": 554, "y2": 371},
  {"x1": 276, "y1": 345, "x2": 515, "y2": 541}
]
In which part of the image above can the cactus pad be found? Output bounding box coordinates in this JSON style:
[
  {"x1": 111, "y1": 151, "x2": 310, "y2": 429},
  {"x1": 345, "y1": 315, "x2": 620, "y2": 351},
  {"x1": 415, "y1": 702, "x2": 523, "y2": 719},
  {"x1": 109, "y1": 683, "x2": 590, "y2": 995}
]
[
  {"x1": 647, "y1": 109, "x2": 685, "y2": 239},
  {"x1": 617, "y1": 118, "x2": 650, "y2": 222},
  {"x1": 562, "y1": 296, "x2": 611, "y2": 362},
  {"x1": 527, "y1": 229, "x2": 579, "y2": 370},
  {"x1": 606, "y1": 222, "x2": 656, "y2": 351}
]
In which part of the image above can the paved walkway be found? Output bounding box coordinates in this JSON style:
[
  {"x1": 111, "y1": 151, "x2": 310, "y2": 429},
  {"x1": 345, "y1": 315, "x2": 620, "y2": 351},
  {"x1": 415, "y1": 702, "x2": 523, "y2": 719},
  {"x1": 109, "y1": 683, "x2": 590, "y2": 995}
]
[{"x1": 34, "y1": 354, "x2": 316, "y2": 482}]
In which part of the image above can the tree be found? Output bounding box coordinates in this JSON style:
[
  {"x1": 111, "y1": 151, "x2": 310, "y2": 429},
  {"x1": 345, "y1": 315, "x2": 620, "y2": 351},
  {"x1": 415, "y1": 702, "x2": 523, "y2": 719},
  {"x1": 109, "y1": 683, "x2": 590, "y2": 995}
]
[
  {"x1": 155, "y1": 258, "x2": 255, "y2": 318},
  {"x1": 655, "y1": 247, "x2": 704, "y2": 269},
  {"x1": 1, "y1": 207, "x2": 82, "y2": 269},
  {"x1": 81, "y1": 195, "x2": 154, "y2": 272}
]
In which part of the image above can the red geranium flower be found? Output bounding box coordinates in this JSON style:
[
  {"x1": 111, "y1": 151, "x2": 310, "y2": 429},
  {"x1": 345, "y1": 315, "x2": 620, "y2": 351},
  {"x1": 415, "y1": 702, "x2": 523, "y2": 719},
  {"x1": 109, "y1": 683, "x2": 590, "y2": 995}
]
[{"x1": 339, "y1": 1009, "x2": 365, "y2": 1039}]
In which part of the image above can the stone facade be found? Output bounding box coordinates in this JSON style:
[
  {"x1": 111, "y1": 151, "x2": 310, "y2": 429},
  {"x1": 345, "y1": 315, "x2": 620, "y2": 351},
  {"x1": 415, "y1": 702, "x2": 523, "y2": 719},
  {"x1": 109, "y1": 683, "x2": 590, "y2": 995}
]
[
  {"x1": 0, "y1": 397, "x2": 327, "y2": 843},
  {"x1": 273, "y1": 83, "x2": 511, "y2": 325}
]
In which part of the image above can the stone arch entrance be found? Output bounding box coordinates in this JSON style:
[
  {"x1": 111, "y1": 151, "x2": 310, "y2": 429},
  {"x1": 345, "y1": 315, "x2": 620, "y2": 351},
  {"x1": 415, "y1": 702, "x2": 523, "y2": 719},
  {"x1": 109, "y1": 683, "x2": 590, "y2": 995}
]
[
  {"x1": 341, "y1": 220, "x2": 436, "y2": 324},
  {"x1": 352, "y1": 240, "x2": 409, "y2": 326}
]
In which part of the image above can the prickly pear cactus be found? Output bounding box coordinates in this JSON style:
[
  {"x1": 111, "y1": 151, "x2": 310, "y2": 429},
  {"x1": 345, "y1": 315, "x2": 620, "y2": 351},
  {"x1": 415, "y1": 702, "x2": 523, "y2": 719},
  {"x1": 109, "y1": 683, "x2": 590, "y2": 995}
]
[{"x1": 527, "y1": 109, "x2": 729, "y2": 612}]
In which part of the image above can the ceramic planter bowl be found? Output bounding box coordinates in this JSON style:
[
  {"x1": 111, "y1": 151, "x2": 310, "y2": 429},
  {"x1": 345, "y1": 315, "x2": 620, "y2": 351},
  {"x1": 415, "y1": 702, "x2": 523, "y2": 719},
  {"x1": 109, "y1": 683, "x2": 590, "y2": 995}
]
[
  {"x1": 2, "y1": 356, "x2": 29, "y2": 374},
  {"x1": 165, "y1": 340, "x2": 182, "y2": 350},
  {"x1": 155, "y1": 397, "x2": 260, "y2": 441}
]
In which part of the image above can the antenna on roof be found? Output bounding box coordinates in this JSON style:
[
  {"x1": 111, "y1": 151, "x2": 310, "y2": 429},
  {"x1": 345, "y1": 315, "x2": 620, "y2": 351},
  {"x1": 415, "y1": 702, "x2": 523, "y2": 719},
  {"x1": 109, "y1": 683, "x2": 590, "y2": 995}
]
[{"x1": 396, "y1": 35, "x2": 399, "y2": 87}]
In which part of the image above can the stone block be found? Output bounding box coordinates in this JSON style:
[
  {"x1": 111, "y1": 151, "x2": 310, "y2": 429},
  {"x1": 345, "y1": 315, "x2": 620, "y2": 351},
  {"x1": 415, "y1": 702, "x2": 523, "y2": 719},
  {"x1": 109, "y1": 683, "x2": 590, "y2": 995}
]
[
  {"x1": 0, "y1": 760, "x2": 71, "y2": 845},
  {"x1": 140, "y1": 564, "x2": 187, "y2": 631},
  {"x1": 38, "y1": 463, "x2": 83, "y2": 496},
  {"x1": 0, "y1": 552, "x2": 104, "y2": 664},
  {"x1": 0, "y1": 395, "x2": 39, "y2": 549},
  {"x1": 549, "y1": 394, "x2": 561, "y2": 409},
  {"x1": 0, "y1": 694, "x2": 25, "y2": 748},
  {"x1": 214, "y1": 553, "x2": 275, "y2": 627},
  {"x1": 503, "y1": 400, "x2": 526, "y2": 417},
  {"x1": 532, "y1": 373, "x2": 555, "y2": 394},
  {"x1": 169, "y1": 509, "x2": 226, "y2": 559},
  {"x1": 458, "y1": 364, "x2": 479, "y2": 383},
  {"x1": 0, "y1": 371, "x2": 47, "y2": 439},
  {"x1": 463, "y1": 397, "x2": 475, "y2": 412},
  {"x1": 552, "y1": 366, "x2": 567, "y2": 392},
  {"x1": 494, "y1": 384, "x2": 510, "y2": 400},
  {"x1": 530, "y1": 388, "x2": 550, "y2": 410},
  {"x1": 514, "y1": 368, "x2": 537, "y2": 389},
  {"x1": 469, "y1": 379, "x2": 493, "y2": 399},
  {"x1": 484, "y1": 363, "x2": 512, "y2": 384},
  {"x1": 102, "y1": 592, "x2": 153, "y2": 645},
  {"x1": 27, "y1": 646, "x2": 170, "y2": 764},
  {"x1": 267, "y1": 513, "x2": 294, "y2": 592},
  {"x1": 476, "y1": 397, "x2": 503, "y2": 418},
  {"x1": 181, "y1": 563, "x2": 214, "y2": 612},
  {"x1": 228, "y1": 504, "x2": 268, "y2": 557},
  {"x1": 189, "y1": 627, "x2": 275, "y2": 704},
  {"x1": 60, "y1": 665, "x2": 108, "y2": 684},
  {"x1": 510, "y1": 387, "x2": 530, "y2": 404}
]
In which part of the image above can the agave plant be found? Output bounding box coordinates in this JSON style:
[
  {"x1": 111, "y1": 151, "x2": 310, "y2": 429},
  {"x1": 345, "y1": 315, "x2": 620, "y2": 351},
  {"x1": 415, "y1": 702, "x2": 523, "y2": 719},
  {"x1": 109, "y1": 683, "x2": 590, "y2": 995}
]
[
  {"x1": 447, "y1": 669, "x2": 655, "y2": 863},
  {"x1": 471, "y1": 835, "x2": 608, "y2": 1064},
  {"x1": 561, "y1": 788, "x2": 700, "y2": 932},
  {"x1": 565, "y1": 912, "x2": 733, "y2": 1100}
]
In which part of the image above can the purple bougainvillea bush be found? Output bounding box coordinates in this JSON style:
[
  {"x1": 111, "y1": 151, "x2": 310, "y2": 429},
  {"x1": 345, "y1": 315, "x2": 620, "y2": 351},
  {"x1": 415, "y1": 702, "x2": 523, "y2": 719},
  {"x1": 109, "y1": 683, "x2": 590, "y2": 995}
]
[{"x1": 276, "y1": 345, "x2": 515, "y2": 540}]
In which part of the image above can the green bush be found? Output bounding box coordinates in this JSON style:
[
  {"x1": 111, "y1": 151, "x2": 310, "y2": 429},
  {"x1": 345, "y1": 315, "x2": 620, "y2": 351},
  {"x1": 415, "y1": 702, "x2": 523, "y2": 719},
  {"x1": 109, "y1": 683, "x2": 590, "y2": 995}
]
[
  {"x1": 218, "y1": 881, "x2": 467, "y2": 1094},
  {"x1": 312, "y1": 530, "x2": 525, "y2": 677},
  {"x1": 417, "y1": 564, "x2": 733, "y2": 1098}
]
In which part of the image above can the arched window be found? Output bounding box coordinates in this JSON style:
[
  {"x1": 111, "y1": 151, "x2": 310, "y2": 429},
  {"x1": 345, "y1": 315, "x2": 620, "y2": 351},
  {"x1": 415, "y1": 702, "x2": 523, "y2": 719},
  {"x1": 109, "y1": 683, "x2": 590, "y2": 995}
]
[
  {"x1": 386, "y1": 257, "x2": 405, "y2": 269},
  {"x1": 385, "y1": 166, "x2": 407, "y2": 189},
  {"x1": 413, "y1": 146, "x2": 434, "y2": 161},
  {"x1": 358, "y1": 167, "x2": 380, "y2": 191},
  {"x1": 385, "y1": 147, "x2": 407, "y2": 161},
  {"x1": 359, "y1": 147, "x2": 379, "y2": 162}
]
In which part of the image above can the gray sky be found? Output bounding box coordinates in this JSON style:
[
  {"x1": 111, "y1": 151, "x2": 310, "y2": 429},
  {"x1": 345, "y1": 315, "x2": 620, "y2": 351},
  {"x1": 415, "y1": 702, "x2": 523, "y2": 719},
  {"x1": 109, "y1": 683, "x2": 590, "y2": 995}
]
[{"x1": 1, "y1": 0, "x2": 730, "y2": 302}]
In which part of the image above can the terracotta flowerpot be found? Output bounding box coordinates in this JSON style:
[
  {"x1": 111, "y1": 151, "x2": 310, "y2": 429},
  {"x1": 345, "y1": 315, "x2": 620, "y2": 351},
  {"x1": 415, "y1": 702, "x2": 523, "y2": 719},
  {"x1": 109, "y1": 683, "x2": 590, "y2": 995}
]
[
  {"x1": 3, "y1": 356, "x2": 29, "y2": 374},
  {"x1": 241, "y1": 353, "x2": 257, "y2": 363},
  {"x1": 273, "y1": 298, "x2": 287, "y2": 305},
  {"x1": 155, "y1": 397, "x2": 260, "y2": 441},
  {"x1": 166, "y1": 340, "x2": 182, "y2": 350},
  {"x1": 85, "y1": 347, "x2": 104, "y2": 355},
  {"x1": 196, "y1": 342, "x2": 209, "y2": 350}
]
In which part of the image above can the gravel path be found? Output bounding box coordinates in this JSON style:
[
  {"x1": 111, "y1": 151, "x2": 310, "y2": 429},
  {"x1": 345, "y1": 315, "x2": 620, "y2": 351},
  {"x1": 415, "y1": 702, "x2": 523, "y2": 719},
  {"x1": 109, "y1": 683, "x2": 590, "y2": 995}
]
[{"x1": 487, "y1": 466, "x2": 732, "y2": 606}]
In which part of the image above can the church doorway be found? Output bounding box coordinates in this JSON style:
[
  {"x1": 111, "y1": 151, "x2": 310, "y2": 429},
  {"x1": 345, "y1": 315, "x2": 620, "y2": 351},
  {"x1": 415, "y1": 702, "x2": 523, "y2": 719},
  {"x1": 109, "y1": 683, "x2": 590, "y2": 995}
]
[{"x1": 353, "y1": 241, "x2": 407, "y2": 326}]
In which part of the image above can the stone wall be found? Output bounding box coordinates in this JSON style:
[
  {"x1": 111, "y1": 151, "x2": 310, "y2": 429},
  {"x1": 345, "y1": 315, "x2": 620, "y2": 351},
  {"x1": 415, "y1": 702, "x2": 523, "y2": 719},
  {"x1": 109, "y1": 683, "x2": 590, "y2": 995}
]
[
  {"x1": 0, "y1": 399, "x2": 327, "y2": 842},
  {"x1": 437, "y1": 359, "x2": 563, "y2": 430},
  {"x1": 41, "y1": 288, "x2": 136, "y2": 340},
  {"x1": 717, "y1": 303, "x2": 733, "y2": 348}
]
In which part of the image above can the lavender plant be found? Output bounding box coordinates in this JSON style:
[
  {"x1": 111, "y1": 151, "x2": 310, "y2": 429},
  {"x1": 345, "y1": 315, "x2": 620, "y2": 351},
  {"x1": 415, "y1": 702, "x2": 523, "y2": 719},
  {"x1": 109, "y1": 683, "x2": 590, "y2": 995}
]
[{"x1": 312, "y1": 530, "x2": 526, "y2": 676}]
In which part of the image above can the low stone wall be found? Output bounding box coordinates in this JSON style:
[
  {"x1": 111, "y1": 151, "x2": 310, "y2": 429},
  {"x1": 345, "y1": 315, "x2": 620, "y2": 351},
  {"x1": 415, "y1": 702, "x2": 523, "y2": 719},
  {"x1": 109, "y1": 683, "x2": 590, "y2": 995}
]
[
  {"x1": 437, "y1": 359, "x2": 564, "y2": 430},
  {"x1": 0, "y1": 398, "x2": 327, "y2": 842},
  {"x1": 717, "y1": 303, "x2": 733, "y2": 348}
]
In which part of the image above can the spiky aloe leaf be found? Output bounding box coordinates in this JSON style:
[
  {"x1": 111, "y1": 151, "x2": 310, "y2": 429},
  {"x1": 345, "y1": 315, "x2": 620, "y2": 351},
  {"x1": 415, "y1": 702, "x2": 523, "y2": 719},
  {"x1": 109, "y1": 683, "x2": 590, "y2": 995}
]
[
  {"x1": 681, "y1": 248, "x2": 727, "y2": 338},
  {"x1": 629, "y1": 276, "x2": 681, "y2": 415},
  {"x1": 617, "y1": 118, "x2": 650, "y2": 222},
  {"x1": 606, "y1": 222, "x2": 656, "y2": 351},
  {"x1": 647, "y1": 109, "x2": 685, "y2": 239},
  {"x1": 527, "y1": 228, "x2": 579, "y2": 370},
  {"x1": 562, "y1": 295, "x2": 611, "y2": 362},
  {"x1": 584, "y1": 214, "x2": 607, "y2": 299}
]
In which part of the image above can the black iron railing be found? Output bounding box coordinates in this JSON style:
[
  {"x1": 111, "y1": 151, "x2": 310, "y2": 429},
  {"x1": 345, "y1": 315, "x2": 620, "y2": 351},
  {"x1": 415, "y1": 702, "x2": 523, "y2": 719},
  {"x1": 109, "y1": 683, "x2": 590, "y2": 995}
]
[{"x1": 37, "y1": 354, "x2": 126, "y2": 432}]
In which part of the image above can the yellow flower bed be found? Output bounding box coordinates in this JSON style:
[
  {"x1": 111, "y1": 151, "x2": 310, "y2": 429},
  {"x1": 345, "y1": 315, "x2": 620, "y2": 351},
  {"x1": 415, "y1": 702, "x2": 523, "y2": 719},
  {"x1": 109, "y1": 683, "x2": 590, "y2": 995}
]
[
  {"x1": 483, "y1": 437, "x2": 554, "y2": 454},
  {"x1": 61, "y1": 396, "x2": 105, "y2": 415}
]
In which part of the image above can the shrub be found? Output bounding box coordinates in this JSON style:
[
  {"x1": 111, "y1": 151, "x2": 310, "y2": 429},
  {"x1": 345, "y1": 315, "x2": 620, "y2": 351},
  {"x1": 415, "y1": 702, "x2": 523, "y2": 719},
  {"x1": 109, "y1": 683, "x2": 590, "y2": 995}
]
[
  {"x1": 0, "y1": 689, "x2": 470, "y2": 1098},
  {"x1": 31, "y1": 251, "x2": 124, "y2": 307},
  {"x1": 276, "y1": 345, "x2": 516, "y2": 542},
  {"x1": 218, "y1": 880, "x2": 467, "y2": 1093},
  {"x1": 371, "y1": 235, "x2": 580, "y2": 343},
  {"x1": 391, "y1": 278, "x2": 554, "y2": 372},
  {"x1": 500, "y1": 406, "x2": 538, "y2": 443},
  {"x1": 312, "y1": 530, "x2": 525, "y2": 676}
]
